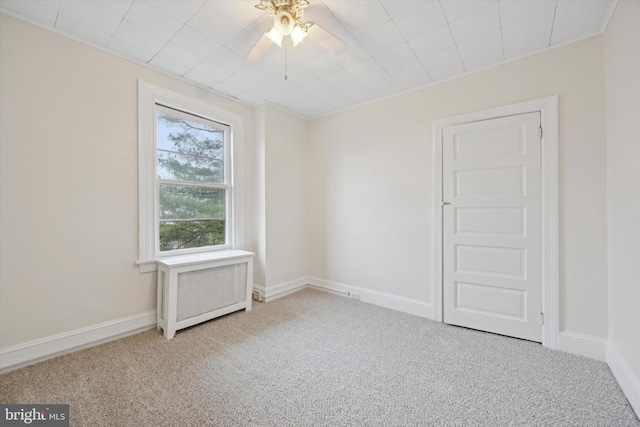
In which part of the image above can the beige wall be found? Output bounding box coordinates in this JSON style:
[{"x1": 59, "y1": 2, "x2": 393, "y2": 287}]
[
  {"x1": 253, "y1": 105, "x2": 267, "y2": 287},
  {"x1": 263, "y1": 105, "x2": 308, "y2": 288},
  {"x1": 0, "y1": 14, "x2": 256, "y2": 347},
  {"x1": 308, "y1": 36, "x2": 609, "y2": 338},
  {"x1": 604, "y1": 0, "x2": 640, "y2": 383},
  {"x1": 252, "y1": 104, "x2": 309, "y2": 290}
]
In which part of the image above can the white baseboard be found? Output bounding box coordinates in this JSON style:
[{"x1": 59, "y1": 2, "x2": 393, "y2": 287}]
[
  {"x1": 558, "y1": 331, "x2": 607, "y2": 361},
  {"x1": 307, "y1": 277, "x2": 434, "y2": 319},
  {"x1": 253, "y1": 277, "x2": 308, "y2": 302},
  {"x1": 0, "y1": 311, "x2": 157, "y2": 373},
  {"x1": 607, "y1": 342, "x2": 640, "y2": 416}
]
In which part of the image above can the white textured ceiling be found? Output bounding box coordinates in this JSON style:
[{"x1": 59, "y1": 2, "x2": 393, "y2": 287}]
[{"x1": 0, "y1": 0, "x2": 617, "y2": 119}]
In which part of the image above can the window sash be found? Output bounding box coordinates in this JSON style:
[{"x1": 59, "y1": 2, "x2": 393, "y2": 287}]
[{"x1": 154, "y1": 107, "x2": 232, "y2": 256}]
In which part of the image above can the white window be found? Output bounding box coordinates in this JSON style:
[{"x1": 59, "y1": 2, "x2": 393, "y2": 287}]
[{"x1": 138, "y1": 81, "x2": 245, "y2": 272}]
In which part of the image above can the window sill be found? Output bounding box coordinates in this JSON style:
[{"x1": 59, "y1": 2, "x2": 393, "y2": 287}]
[{"x1": 137, "y1": 250, "x2": 254, "y2": 274}]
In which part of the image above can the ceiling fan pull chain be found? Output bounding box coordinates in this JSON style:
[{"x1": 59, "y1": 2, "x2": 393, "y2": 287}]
[{"x1": 284, "y1": 42, "x2": 288, "y2": 81}]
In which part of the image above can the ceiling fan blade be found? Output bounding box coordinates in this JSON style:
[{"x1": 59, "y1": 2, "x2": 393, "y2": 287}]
[
  {"x1": 306, "y1": 24, "x2": 347, "y2": 55},
  {"x1": 246, "y1": 32, "x2": 272, "y2": 63}
]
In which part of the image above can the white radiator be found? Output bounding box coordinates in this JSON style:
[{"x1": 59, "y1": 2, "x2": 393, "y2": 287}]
[{"x1": 156, "y1": 250, "x2": 254, "y2": 339}]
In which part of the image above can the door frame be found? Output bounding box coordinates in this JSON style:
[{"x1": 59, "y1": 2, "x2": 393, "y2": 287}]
[{"x1": 431, "y1": 96, "x2": 559, "y2": 349}]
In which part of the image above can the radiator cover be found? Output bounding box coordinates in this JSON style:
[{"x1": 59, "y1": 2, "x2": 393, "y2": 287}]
[{"x1": 156, "y1": 250, "x2": 254, "y2": 339}]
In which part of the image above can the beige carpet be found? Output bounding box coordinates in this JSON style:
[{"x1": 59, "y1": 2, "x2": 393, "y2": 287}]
[{"x1": 1, "y1": 288, "x2": 638, "y2": 426}]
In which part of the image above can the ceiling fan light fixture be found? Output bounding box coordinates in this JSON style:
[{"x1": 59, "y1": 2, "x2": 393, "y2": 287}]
[
  {"x1": 290, "y1": 25, "x2": 307, "y2": 47},
  {"x1": 247, "y1": 0, "x2": 346, "y2": 64},
  {"x1": 266, "y1": 27, "x2": 283, "y2": 47}
]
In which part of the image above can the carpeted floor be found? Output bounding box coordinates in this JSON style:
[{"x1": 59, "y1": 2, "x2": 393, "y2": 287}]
[{"x1": 1, "y1": 288, "x2": 638, "y2": 426}]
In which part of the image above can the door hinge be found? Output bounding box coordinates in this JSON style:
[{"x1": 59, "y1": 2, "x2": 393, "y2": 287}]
[
  {"x1": 539, "y1": 127, "x2": 543, "y2": 139},
  {"x1": 540, "y1": 312, "x2": 544, "y2": 325}
]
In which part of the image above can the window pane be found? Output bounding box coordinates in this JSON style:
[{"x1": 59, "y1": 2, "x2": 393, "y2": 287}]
[
  {"x1": 157, "y1": 149, "x2": 224, "y2": 183},
  {"x1": 159, "y1": 185, "x2": 226, "y2": 251},
  {"x1": 159, "y1": 220, "x2": 225, "y2": 252},
  {"x1": 156, "y1": 112, "x2": 225, "y2": 184}
]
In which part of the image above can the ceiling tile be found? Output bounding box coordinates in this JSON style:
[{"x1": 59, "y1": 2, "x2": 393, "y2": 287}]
[
  {"x1": 449, "y1": 3, "x2": 501, "y2": 43},
  {"x1": 88, "y1": 0, "x2": 133, "y2": 18},
  {"x1": 440, "y1": 0, "x2": 496, "y2": 22},
  {"x1": 376, "y1": 43, "x2": 419, "y2": 71},
  {"x1": 342, "y1": 81, "x2": 375, "y2": 104},
  {"x1": 189, "y1": 59, "x2": 234, "y2": 83},
  {"x1": 186, "y1": 1, "x2": 243, "y2": 45},
  {"x1": 183, "y1": 68, "x2": 218, "y2": 88},
  {"x1": 502, "y1": 8, "x2": 555, "y2": 60},
  {"x1": 357, "y1": 19, "x2": 406, "y2": 56},
  {"x1": 235, "y1": 64, "x2": 278, "y2": 86},
  {"x1": 346, "y1": 57, "x2": 386, "y2": 82},
  {"x1": 499, "y1": 0, "x2": 556, "y2": 26},
  {"x1": 209, "y1": 46, "x2": 249, "y2": 72},
  {"x1": 457, "y1": 29, "x2": 503, "y2": 69},
  {"x1": 380, "y1": 1, "x2": 424, "y2": 18},
  {"x1": 386, "y1": 60, "x2": 432, "y2": 89},
  {"x1": 461, "y1": 47, "x2": 504, "y2": 72},
  {"x1": 171, "y1": 25, "x2": 221, "y2": 58},
  {"x1": 211, "y1": 81, "x2": 244, "y2": 99},
  {"x1": 312, "y1": 14, "x2": 357, "y2": 46},
  {"x1": 107, "y1": 37, "x2": 155, "y2": 62},
  {"x1": 145, "y1": 0, "x2": 205, "y2": 23},
  {"x1": 550, "y1": 0, "x2": 615, "y2": 45},
  {"x1": 238, "y1": 85, "x2": 271, "y2": 105},
  {"x1": 362, "y1": 73, "x2": 403, "y2": 98},
  {"x1": 59, "y1": 0, "x2": 122, "y2": 34},
  {"x1": 113, "y1": 20, "x2": 167, "y2": 54},
  {"x1": 323, "y1": 0, "x2": 390, "y2": 36},
  {"x1": 393, "y1": 1, "x2": 448, "y2": 41},
  {"x1": 219, "y1": 73, "x2": 258, "y2": 93},
  {"x1": 320, "y1": 69, "x2": 358, "y2": 89},
  {"x1": 0, "y1": 1, "x2": 60, "y2": 27},
  {"x1": 263, "y1": 74, "x2": 293, "y2": 93},
  {"x1": 206, "y1": 0, "x2": 263, "y2": 27},
  {"x1": 302, "y1": 52, "x2": 345, "y2": 78},
  {"x1": 156, "y1": 42, "x2": 204, "y2": 70},
  {"x1": 420, "y1": 45, "x2": 465, "y2": 82},
  {"x1": 148, "y1": 55, "x2": 194, "y2": 77},
  {"x1": 254, "y1": 50, "x2": 288, "y2": 76},
  {"x1": 123, "y1": 1, "x2": 183, "y2": 39},
  {"x1": 279, "y1": 68, "x2": 318, "y2": 88},
  {"x1": 408, "y1": 24, "x2": 455, "y2": 59},
  {"x1": 291, "y1": 41, "x2": 326, "y2": 65},
  {"x1": 300, "y1": 77, "x2": 333, "y2": 98},
  {"x1": 55, "y1": 13, "x2": 112, "y2": 47},
  {"x1": 224, "y1": 28, "x2": 264, "y2": 59}
]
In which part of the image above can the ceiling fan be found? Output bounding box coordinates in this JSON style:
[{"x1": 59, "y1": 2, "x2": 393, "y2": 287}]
[{"x1": 246, "y1": 0, "x2": 348, "y2": 63}]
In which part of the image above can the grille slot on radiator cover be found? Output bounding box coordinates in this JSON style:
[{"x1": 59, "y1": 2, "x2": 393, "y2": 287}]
[{"x1": 176, "y1": 263, "x2": 247, "y2": 321}]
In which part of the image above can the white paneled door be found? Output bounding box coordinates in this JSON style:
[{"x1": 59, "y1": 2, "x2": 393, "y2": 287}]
[{"x1": 442, "y1": 112, "x2": 542, "y2": 342}]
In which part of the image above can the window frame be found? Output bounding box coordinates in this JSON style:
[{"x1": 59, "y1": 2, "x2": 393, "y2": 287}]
[
  {"x1": 155, "y1": 104, "x2": 232, "y2": 255},
  {"x1": 138, "y1": 81, "x2": 245, "y2": 273}
]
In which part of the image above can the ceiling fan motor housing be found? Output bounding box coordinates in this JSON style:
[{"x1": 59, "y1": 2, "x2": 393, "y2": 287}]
[
  {"x1": 275, "y1": 10, "x2": 295, "y2": 35},
  {"x1": 263, "y1": 0, "x2": 310, "y2": 34}
]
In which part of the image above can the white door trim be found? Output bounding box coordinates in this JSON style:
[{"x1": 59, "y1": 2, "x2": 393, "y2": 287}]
[{"x1": 432, "y1": 96, "x2": 559, "y2": 349}]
